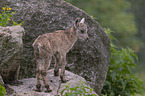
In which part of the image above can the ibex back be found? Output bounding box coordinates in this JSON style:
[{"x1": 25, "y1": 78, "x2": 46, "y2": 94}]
[{"x1": 33, "y1": 18, "x2": 88, "y2": 92}]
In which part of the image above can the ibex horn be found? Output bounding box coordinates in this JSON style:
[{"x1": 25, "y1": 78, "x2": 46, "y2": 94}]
[{"x1": 80, "y1": 18, "x2": 85, "y2": 23}]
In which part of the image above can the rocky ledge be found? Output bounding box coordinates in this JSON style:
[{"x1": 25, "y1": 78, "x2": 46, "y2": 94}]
[{"x1": 6, "y1": 69, "x2": 98, "y2": 96}]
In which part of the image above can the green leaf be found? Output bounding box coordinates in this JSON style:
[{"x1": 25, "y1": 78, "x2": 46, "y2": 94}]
[
  {"x1": 91, "y1": 94, "x2": 98, "y2": 96},
  {"x1": 61, "y1": 88, "x2": 66, "y2": 95},
  {"x1": 70, "y1": 87, "x2": 77, "y2": 91},
  {"x1": 12, "y1": 20, "x2": 19, "y2": 25},
  {"x1": 20, "y1": 21, "x2": 24, "y2": 26},
  {"x1": 121, "y1": 80, "x2": 127, "y2": 91}
]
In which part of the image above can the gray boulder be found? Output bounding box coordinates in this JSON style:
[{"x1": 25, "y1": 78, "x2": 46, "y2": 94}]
[
  {"x1": 6, "y1": 0, "x2": 110, "y2": 94},
  {"x1": 7, "y1": 69, "x2": 98, "y2": 96},
  {"x1": 0, "y1": 25, "x2": 24, "y2": 84}
]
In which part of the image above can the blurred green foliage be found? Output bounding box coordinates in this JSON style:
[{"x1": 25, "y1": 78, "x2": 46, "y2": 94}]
[
  {"x1": 101, "y1": 29, "x2": 145, "y2": 96},
  {"x1": 65, "y1": 0, "x2": 140, "y2": 50},
  {"x1": 0, "y1": 82, "x2": 6, "y2": 96},
  {"x1": 130, "y1": 0, "x2": 145, "y2": 65}
]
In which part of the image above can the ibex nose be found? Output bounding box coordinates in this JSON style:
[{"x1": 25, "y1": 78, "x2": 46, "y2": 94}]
[
  {"x1": 86, "y1": 37, "x2": 89, "y2": 41},
  {"x1": 85, "y1": 35, "x2": 89, "y2": 40}
]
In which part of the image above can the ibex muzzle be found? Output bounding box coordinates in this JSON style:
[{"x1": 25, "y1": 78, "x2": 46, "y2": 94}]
[{"x1": 33, "y1": 18, "x2": 88, "y2": 92}]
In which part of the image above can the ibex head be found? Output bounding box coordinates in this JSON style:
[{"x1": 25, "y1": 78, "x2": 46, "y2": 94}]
[{"x1": 74, "y1": 18, "x2": 89, "y2": 40}]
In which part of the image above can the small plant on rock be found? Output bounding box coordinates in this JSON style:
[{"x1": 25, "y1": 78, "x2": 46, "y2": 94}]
[
  {"x1": 0, "y1": 6, "x2": 23, "y2": 27},
  {"x1": 61, "y1": 80, "x2": 97, "y2": 96}
]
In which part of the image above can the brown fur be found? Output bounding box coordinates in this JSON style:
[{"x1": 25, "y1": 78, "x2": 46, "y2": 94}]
[{"x1": 32, "y1": 18, "x2": 88, "y2": 92}]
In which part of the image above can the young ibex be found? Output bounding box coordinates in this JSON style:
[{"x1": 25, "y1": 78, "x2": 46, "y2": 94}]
[{"x1": 33, "y1": 18, "x2": 88, "y2": 92}]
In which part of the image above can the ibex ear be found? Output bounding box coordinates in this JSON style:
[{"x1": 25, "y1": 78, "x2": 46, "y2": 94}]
[
  {"x1": 74, "y1": 18, "x2": 79, "y2": 29},
  {"x1": 80, "y1": 18, "x2": 85, "y2": 23}
]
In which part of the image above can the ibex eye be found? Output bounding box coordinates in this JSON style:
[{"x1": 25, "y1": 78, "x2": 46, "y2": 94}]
[{"x1": 81, "y1": 30, "x2": 84, "y2": 34}]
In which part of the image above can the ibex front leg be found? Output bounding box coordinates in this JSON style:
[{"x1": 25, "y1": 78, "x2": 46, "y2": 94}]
[
  {"x1": 54, "y1": 52, "x2": 60, "y2": 76},
  {"x1": 60, "y1": 53, "x2": 68, "y2": 83}
]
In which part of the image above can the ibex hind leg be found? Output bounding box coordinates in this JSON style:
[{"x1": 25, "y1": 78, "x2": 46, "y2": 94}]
[
  {"x1": 35, "y1": 58, "x2": 43, "y2": 92},
  {"x1": 42, "y1": 55, "x2": 52, "y2": 92},
  {"x1": 36, "y1": 72, "x2": 41, "y2": 92},
  {"x1": 54, "y1": 52, "x2": 61, "y2": 76}
]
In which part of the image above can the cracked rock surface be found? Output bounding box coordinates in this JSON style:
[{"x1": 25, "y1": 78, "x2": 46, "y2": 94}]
[{"x1": 7, "y1": 69, "x2": 98, "y2": 96}]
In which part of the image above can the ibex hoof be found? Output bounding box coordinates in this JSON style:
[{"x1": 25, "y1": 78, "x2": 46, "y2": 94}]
[
  {"x1": 35, "y1": 84, "x2": 41, "y2": 92},
  {"x1": 54, "y1": 72, "x2": 59, "y2": 76},
  {"x1": 45, "y1": 89, "x2": 52, "y2": 93},
  {"x1": 33, "y1": 88, "x2": 41, "y2": 92},
  {"x1": 60, "y1": 76, "x2": 69, "y2": 83},
  {"x1": 61, "y1": 79, "x2": 69, "y2": 83},
  {"x1": 36, "y1": 89, "x2": 41, "y2": 92},
  {"x1": 54, "y1": 70, "x2": 59, "y2": 76},
  {"x1": 45, "y1": 85, "x2": 52, "y2": 93}
]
